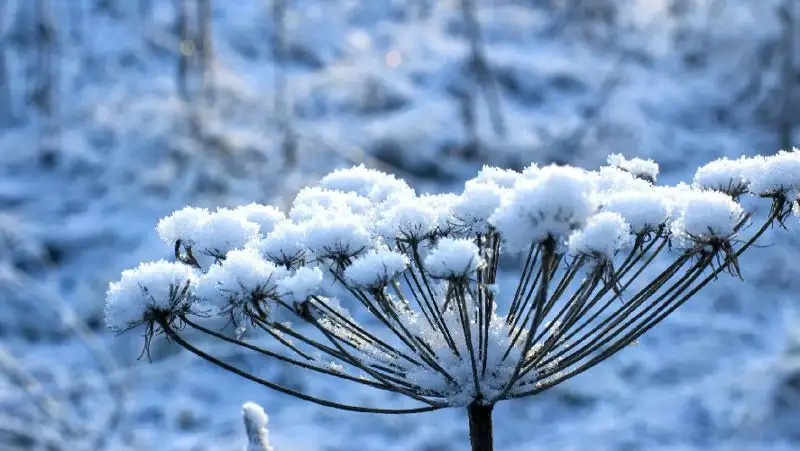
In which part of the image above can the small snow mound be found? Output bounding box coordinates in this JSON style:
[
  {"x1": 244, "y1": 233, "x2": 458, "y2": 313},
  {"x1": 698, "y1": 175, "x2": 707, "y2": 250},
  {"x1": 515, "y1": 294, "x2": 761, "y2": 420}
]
[
  {"x1": 319, "y1": 164, "x2": 415, "y2": 203},
  {"x1": 568, "y1": 212, "x2": 633, "y2": 261},
  {"x1": 671, "y1": 191, "x2": 744, "y2": 245},
  {"x1": 748, "y1": 149, "x2": 800, "y2": 198},
  {"x1": 602, "y1": 190, "x2": 670, "y2": 234},
  {"x1": 302, "y1": 213, "x2": 373, "y2": 260},
  {"x1": 250, "y1": 222, "x2": 306, "y2": 268},
  {"x1": 234, "y1": 203, "x2": 287, "y2": 236},
  {"x1": 192, "y1": 209, "x2": 261, "y2": 265},
  {"x1": 607, "y1": 153, "x2": 659, "y2": 182},
  {"x1": 424, "y1": 238, "x2": 484, "y2": 279},
  {"x1": 490, "y1": 165, "x2": 596, "y2": 251},
  {"x1": 289, "y1": 187, "x2": 373, "y2": 222},
  {"x1": 156, "y1": 206, "x2": 212, "y2": 245},
  {"x1": 345, "y1": 249, "x2": 409, "y2": 289},
  {"x1": 105, "y1": 260, "x2": 197, "y2": 331},
  {"x1": 693, "y1": 156, "x2": 759, "y2": 196},
  {"x1": 453, "y1": 182, "x2": 506, "y2": 235},
  {"x1": 278, "y1": 266, "x2": 324, "y2": 301},
  {"x1": 374, "y1": 197, "x2": 438, "y2": 241},
  {"x1": 469, "y1": 165, "x2": 522, "y2": 189},
  {"x1": 195, "y1": 249, "x2": 287, "y2": 315}
]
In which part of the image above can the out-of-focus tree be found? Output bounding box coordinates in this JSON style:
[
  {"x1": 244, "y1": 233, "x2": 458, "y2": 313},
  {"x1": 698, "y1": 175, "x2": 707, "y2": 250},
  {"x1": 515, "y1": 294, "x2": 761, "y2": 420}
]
[
  {"x1": 0, "y1": 1, "x2": 11, "y2": 124},
  {"x1": 178, "y1": 0, "x2": 192, "y2": 102},
  {"x1": 32, "y1": 0, "x2": 59, "y2": 168},
  {"x1": 198, "y1": 0, "x2": 214, "y2": 104},
  {"x1": 777, "y1": 1, "x2": 797, "y2": 150},
  {"x1": 271, "y1": 0, "x2": 297, "y2": 168}
]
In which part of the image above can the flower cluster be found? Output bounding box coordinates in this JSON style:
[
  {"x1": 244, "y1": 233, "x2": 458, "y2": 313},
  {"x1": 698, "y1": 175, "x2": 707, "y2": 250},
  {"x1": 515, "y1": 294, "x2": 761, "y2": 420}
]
[{"x1": 107, "y1": 150, "x2": 799, "y2": 413}]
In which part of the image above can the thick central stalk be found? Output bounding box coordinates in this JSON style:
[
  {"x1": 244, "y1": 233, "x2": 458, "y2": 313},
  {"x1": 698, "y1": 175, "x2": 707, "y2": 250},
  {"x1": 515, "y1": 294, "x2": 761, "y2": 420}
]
[{"x1": 467, "y1": 402, "x2": 494, "y2": 451}]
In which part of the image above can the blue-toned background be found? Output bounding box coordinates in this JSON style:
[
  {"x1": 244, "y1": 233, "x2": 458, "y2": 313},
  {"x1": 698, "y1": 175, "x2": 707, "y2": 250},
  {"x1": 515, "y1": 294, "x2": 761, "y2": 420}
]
[{"x1": 1, "y1": 1, "x2": 798, "y2": 449}]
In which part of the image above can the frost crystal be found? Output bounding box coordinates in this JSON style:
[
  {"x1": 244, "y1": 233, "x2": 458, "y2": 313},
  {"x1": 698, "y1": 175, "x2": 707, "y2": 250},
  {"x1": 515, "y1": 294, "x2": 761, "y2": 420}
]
[
  {"x1": 602, "y1": 190, "x2": 669, "y2": 234},
  {"x1": 192, "y1": 209, "x2": 260, "y2": 266},
  {"x1": 278, "y1": 266, "x2": 324, "y2": 302},
  {"x1": 234, "y1": 203, "x2": 287, "y2": 236},
  {"x1": 319, "y1": 164, "x2": 415, "y2": 203},
  {"x1": 568, "y1": 212, "x2": 632, "y2": 261},
  {"x1": 593, "y1": 166, "x2": 653, "y2": 194},
  {"x1": 289, "y1": 187, "x2": 373, "y2": 222},
  {"x1": 345, "y1": 249, "x2": 409, "y2": 289},
  {"x1": 195, "y1": 249, "x2": 287, "y2": 316},
  {"x1": 375, "y1": 197, "x2": 438, "y2": 241},
  {"x1": 453, "y1": 182, "x2": 506, "y2": 235},
  {"x1": 607, "y1": 153, "x2": 659, "y2": 182},
  {"x1": 748, "y1": 149, "x2": 800, "y2": 198},
  {"x1": 422, "y1": 193, "x2": 459, "y2": 237},
  {"x1": 671, "y1": 191, "x2": 744, "y2": 245},
  {"x1": 302, "y1": 213, "x2": 372, "y2": 261},
  {"x1": 250, "y1": 222, "x2": 306, "y2": 268},
  {"x1": 424, "y1": 238, "x2": 484, "y2": 280},
  {"x1": 405, "y1": 310, "x2": 530, "y2": 406},
  {"x1": 490, "y1": 165, "x2": 595, "y2": 250},
  {"x1": 693, "y1": 156, "x2": 758, "y2": 196},
  {"x1": 470, "y1": 166, "x2": 522, "y2": 189},
  {"x1": 105, "y1": 260, "x2": 197, "y2": 331},
  {"x1": 156, "y1": 206, "x2": 212, "y2": 245}
]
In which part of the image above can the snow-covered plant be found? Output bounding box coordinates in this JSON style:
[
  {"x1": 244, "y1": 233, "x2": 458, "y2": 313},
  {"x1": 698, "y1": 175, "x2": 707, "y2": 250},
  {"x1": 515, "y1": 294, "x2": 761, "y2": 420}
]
[
  {"x1": 107, "y1": 151, "x2": 800, "y2": 450},
  {"x1": 242, "y1": 402, "x2": 274, "y2": 451}
]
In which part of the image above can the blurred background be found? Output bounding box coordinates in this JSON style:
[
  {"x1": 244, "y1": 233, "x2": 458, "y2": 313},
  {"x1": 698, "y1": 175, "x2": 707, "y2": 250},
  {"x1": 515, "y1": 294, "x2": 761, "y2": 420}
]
[{"x1": 0, "y1": 0, "x2": 799, "y2": 449}]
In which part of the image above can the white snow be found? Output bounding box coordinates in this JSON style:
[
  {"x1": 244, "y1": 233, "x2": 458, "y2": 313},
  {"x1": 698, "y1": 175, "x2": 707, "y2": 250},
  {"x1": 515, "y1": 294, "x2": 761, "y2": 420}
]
[
  {"x1": 234, "y1": 204, "x2": 287, "y2": 237},
  {"x1": 344, "y1": 249, "x2": 409, "y2": 289},
  {"x1": 105, "y1": 260, "x2": 197, "y2": 331},
  {"x1": 602, "y1": 190, "x2": 670, "y2": 234},
  {"x1": 568, "y1": 212, "x2": 633, "y2": 261},
  {"x1": 592, "y1": 166, "x2": 653, "y2": 194},
  {"x1": 452, "y1": 182, "x2": 506, "y2": 235},
  {"x1": 277, "y1": 266, "x2": 324, "y2": 302},
  {"x1": 249, "y1": 222, "x2": 307, "y2": 268},
  {"x1": 490, "y1": 165, "x2": 596, "y2": 251},
  {"x1": 289, "y1": 187, "x2": 374, "y2": 223},
  {"x1": 671, "y1": 191, "x2": 744, "y2": 245},
  {"x1": 692, "y1": 156, "x2": 760, "y2": 196},
  {"x1": 301, "y1": 213, "x2": 373, "y2": 260},
  {"x1": 191, "y1": 209, "x2": 261, "y2": 266},
  {"x1": 374, "y1": 196, "x2": 438, "y2": 242},
  {"x1": 422, "y1": 193, "x2": 460, "y2": 237},
  {"x1": 748, "y1": 149, "x2": 800, "y2": 198},
  {"x1": 194, "y1": 249, "x2": 287, "y2": 315},
  {"x1": 156, "y1": 207, "x2": 213, "y2": 246},
  {"x1": 469, "y1": 166, "x2": 523, "y2": 190},
  {"x1": 318, "y1": 165, "x2": 415, "y2": 203},
  {"x1": 607, "y1": 153, "x2": 660, "y2": 182},
  {"x1": 242, "y1": 402, "x2": 274, "y2": 451},
  {"x1": 423, "y1": 238, "x2": 484, "y2": 280}
]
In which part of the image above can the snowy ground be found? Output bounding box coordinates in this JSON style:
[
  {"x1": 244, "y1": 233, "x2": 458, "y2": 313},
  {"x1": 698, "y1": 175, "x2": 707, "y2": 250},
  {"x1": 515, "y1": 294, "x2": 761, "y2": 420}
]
[{"x1": 1, "y1": 0, "x2": 799, "y2": 450}]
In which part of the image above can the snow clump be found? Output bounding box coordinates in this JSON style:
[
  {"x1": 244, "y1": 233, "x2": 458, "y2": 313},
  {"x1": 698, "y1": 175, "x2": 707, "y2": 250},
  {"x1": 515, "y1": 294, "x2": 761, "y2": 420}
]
[
  {"x1": 424, "y1": 238, "x2": 484, "y2": 280},
  {"x1": 105, "y1": 260, "x2": 197, "y2": 331},
  {"x1": 345, "y1": 249, "x2": 409, "y2": 289}
]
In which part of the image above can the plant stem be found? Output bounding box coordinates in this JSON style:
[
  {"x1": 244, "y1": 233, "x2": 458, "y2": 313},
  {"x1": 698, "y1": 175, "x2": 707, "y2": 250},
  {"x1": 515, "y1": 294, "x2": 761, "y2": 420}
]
[{"x1": 467, "y1": 402, "x2": 494, "y2": 451}]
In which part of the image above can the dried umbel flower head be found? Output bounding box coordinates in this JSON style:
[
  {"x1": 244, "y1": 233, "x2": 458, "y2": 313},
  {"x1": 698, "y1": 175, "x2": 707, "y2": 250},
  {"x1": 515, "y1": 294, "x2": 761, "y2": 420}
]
[{"x1": 108, "y1": 151, "x2": 799, "y2": 450}]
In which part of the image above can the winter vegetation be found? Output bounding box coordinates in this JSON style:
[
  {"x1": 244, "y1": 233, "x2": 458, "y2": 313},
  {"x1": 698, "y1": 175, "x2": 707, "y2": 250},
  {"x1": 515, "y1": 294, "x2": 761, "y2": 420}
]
[
  {"x1": 108, "y1": 151, "x2": 800, "y2": 450},
  {"x1": 1, "y1": 0, "x2": 799, "y2": 450},
  {"x1": 242, "y1": 402, "x2": 274, "y2": 451}
]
